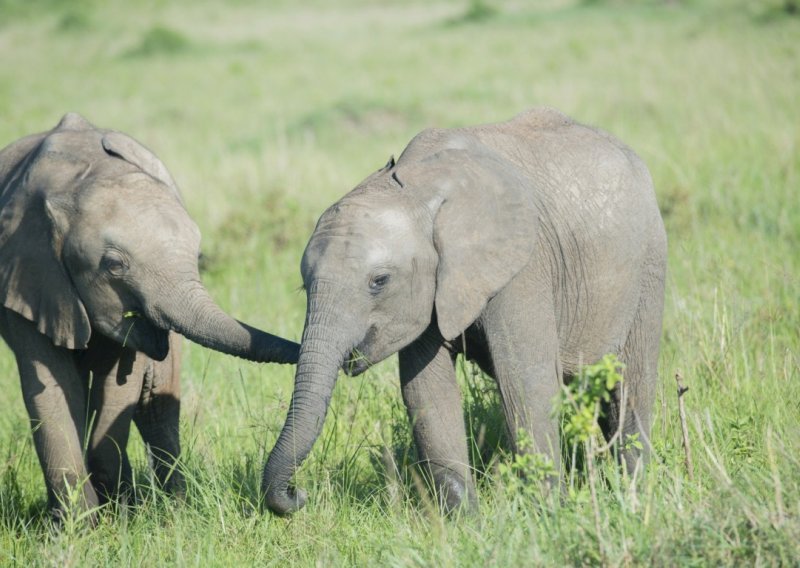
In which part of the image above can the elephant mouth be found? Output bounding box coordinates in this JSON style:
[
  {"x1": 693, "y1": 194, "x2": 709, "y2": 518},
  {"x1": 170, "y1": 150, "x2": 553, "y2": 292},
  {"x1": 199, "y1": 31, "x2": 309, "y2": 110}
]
[
  {"x1": 139, "y1": 326, "x2": 170, "y2": 361},
  {"x1": 342, "y1": 325, "x2": 381, "y2": 376},
  {"x1": 342, "y1": 351, "x2": 370, "y2": 376},
  {"x1": 108, "y1": 314, "x2": 170, "y2": 360}
]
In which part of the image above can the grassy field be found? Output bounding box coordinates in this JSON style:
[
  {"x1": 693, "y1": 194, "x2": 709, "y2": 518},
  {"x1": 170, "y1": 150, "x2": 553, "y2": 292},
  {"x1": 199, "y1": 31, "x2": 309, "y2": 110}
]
[{"x1": 1, "y1": 0, "x2": 799, "y2": 564}]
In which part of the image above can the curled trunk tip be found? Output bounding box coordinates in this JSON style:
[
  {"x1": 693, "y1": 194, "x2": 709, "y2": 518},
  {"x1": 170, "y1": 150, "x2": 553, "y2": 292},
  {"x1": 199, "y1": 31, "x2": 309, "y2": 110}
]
[
  {"x1": 261, "y1": 330, "x2": 348, "y2": 515},
  {"x1": 264, "y1": 485, "x2": 307, "y2": 516}
]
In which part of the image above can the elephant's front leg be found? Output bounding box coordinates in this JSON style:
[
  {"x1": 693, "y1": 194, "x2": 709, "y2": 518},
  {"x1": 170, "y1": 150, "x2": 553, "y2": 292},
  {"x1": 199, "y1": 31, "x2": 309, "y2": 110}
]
[
  {"x1": 399, "y1": 326, "x2": 477, "y2": 514},
  {"x1": 1, "y1": 312, "x2": 100, "y2": 520},
  {"x1": 133, "y1": 332, "x2": 184, "y2": 496},
  {"x1": 81, "y1": 335, "x2": 146, "y2": 504},
  {"x1": 482, "y1": 274, "x2": 562, "y2": 482}
]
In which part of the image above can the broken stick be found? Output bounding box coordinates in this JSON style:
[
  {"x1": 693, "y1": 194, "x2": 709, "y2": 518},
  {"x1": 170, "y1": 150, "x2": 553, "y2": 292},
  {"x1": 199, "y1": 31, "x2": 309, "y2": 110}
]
[{"x1": 675, "y1": 370, "x2": 694, "y2": 481}]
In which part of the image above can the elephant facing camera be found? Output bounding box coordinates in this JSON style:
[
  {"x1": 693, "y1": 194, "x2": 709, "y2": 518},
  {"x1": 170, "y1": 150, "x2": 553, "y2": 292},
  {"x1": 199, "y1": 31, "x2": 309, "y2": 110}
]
[{"x1": 262, "y1": 107, "x2": 667, "y2": 515}]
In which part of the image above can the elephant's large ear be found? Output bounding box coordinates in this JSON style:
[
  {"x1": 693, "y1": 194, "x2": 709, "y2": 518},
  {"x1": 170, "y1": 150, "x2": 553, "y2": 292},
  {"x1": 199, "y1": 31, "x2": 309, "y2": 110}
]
[
  {"x1": 402, "y1": 149, "x2": 538, "y2": 341},
  {"x1": 0, "y1": 148, "x2": 92, "y2": 349},
  {"x1": 101, "y1": 131, "x2": 184, "y2": 206}
]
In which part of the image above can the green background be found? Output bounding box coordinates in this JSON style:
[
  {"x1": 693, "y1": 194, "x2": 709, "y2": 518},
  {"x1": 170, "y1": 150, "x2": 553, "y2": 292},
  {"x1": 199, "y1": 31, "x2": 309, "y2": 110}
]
[{"x1": 0, "y1": 0, "x2": 798, "y2": 564}]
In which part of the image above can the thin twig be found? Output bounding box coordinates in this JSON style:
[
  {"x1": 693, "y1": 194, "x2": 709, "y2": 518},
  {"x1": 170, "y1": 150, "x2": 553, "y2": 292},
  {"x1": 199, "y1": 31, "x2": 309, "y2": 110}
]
[{"x1": 675, "y1": 370, "x2": 694, "y2": 481}]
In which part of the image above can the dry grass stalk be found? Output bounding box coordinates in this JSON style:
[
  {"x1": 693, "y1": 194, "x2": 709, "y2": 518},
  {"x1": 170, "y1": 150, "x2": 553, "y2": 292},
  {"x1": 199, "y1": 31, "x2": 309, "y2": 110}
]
[{"x1": 675, "y1": 370, "x2": 694, "y2": 481}]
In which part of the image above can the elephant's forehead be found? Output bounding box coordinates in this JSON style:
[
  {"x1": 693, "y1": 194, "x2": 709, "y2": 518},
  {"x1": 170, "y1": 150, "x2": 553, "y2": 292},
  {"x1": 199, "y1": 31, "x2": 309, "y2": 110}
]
[
  {"x1": 375, "y1": 207, "x2": 415, "y2": 235},
  {"x1": 304, "y1": 203, "x2": 416, "y2": 275},
  {"x1": 319, "y1": 199, "x2": 413, "y2": 235},
  {"x1": 80, "y1": 181, "x2": 199, "y2": 249}
]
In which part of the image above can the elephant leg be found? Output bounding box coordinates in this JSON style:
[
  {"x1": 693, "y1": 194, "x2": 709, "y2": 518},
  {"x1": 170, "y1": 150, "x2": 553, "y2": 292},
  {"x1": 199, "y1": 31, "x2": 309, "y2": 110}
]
[
  {"x1": 133, "y1": 332, "x2": 184, "y2": 495},
  {"x1": 81, "y1": 335, "x2": 144, "y2": 504},
  {"x1": 600, "y1": 272, "x2": 664, "y2": 474},
  {"x1": 0, "y1": 311, "x2": 99, "y2": 520},
  {"x1": 482, "y1": 276, "x2": 562, "y2": 480},
  {"x1": 399, "y1": 325, "x2": 477, "y2": 513}
]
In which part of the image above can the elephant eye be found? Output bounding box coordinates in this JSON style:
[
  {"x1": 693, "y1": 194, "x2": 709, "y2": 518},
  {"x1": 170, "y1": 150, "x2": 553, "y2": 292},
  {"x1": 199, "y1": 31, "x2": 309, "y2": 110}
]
[
  {"x1": 101, "y1": 252, "x2": 129, "y2": 277},
  {"x1": 369, "y1": 273, "x2": 390, "y2": 292}
]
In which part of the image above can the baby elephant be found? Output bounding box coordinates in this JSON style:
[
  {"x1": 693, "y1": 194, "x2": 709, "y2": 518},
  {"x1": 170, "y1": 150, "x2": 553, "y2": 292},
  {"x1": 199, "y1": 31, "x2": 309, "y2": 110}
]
[
  {"x1": 262, "y1": 107, "x2": 667, "y2": 514},
  {"x1": 0, "y1": 114, "x2": 299, "y2": 521}
]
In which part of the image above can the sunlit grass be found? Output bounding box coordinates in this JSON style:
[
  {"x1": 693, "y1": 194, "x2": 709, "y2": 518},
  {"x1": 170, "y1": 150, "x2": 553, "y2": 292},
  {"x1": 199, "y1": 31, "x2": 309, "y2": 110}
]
[{"x1": 0, "y1": 0, "x2": 798, "y2": 564}]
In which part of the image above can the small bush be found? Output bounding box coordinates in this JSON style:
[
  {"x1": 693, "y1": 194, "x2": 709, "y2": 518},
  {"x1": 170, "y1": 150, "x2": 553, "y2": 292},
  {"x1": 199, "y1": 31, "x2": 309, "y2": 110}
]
[
  {"x1": 559, "y1": 354, "x2": 624, "y2": 446},
  {"x1": 125, "y1": 26, "x2": 192, "y2": 58},
  {"x1": 446, "y1": 0, "x2": 498, "y2": 25}
]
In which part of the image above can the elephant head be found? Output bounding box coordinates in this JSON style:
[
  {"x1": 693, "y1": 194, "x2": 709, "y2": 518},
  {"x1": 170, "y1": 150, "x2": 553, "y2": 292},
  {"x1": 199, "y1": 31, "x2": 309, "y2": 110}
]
[
  {"x1": 262, "y1": 142, "x2": 537, "y2": 514},
  {"x1": 0, "y1": 113, "x2": 299, "y2": 364}
]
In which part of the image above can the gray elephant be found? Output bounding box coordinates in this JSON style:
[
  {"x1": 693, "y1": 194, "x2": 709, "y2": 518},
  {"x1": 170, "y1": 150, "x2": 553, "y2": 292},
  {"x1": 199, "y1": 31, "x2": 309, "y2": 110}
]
[
  {"x1": 262, "y1": 107, "x2": 667, "y2": 515},
  {"x1": 0, "y1": 113, "x2": 299, "y2": 521}
]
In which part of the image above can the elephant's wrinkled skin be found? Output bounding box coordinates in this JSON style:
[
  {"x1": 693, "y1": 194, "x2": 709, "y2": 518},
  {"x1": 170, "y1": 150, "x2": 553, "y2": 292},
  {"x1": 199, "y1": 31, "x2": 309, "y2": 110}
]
[
  {"x1": 0, "y1": 114, "x2": 299, "y2": 521},
  {"x1": 262, "y1": 108, "x2": 667, "y2": 515}
]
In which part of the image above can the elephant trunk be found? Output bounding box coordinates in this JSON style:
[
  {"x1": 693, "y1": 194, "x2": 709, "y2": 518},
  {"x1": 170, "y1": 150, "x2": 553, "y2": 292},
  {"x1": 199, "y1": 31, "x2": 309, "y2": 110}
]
[
  {"x1": 151, "y1": 280, "x2": 299, "y2": 364},
  {"x1": 261, "y1": 285, "x2": 355, "y2": 514}
]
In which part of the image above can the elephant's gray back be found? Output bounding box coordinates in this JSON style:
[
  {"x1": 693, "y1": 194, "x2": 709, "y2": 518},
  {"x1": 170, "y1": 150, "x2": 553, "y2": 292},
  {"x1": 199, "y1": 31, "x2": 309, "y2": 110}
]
[{"x1": 470, "y1": 110, "x2": 663, "y2": 372}]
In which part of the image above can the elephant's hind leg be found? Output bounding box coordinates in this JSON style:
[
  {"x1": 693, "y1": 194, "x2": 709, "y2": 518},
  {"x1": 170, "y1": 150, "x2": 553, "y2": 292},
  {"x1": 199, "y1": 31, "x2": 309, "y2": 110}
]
[
  {"x1": 600, "y1": 271, "x2": 665, "y2": 475},
  {"x1": 482, "y1": 274, "x2": 562, "y2": 481}
]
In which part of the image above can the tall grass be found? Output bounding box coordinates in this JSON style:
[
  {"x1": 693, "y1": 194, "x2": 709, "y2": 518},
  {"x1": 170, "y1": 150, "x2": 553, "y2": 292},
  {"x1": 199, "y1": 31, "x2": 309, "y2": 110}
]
[{"x1": 0, "y1": 0, "x2": 798, "y2": 564}]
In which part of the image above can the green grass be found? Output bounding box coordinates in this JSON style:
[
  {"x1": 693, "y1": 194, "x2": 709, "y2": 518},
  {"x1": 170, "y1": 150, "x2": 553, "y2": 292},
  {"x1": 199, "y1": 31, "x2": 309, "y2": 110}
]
[{"x1": 1, "y1": 0, "x2": 799, "y2": 564}]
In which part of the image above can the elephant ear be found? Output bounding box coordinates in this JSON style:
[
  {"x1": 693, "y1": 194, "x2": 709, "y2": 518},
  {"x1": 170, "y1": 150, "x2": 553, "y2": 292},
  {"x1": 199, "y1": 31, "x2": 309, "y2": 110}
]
[
  {"x1": 400, "y1": 148, "x2": 538, "y2": 341},
  {"x1": 0, "y1": 136, "x2": 92, "y2": 349},
  {"x1": 101, "y1": 131, "x2": 184, "y2": 206}
]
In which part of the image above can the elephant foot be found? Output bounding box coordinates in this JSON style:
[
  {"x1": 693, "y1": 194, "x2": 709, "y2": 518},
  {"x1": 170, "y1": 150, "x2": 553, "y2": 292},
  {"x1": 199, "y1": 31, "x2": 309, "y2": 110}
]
[
  {"x1": 88, "y1": 463, "x2": 134, "y2": 507},
  {"x1": 433, "y1": 471, "x2": 478, "y2": 515},
  {"x1": 49, "y1": 506, "x2": 99, "y2": 530},
  {"x1": 92, "y1": 479, "x2": 135, "y2": 507},
  {"x1": 159, "y1": 470, "x2": 186, "y2": 499},
  {"x1": 153, "y1": 462, "x2": 186, "y2": 499},
  {"x1": 47, "y1": 487, "x2": 100, "y2": 529}
]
